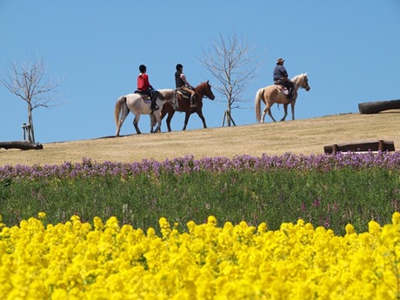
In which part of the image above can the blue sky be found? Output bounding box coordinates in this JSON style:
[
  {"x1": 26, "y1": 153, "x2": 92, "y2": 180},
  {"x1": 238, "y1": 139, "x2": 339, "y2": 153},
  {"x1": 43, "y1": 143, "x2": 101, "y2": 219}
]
[{"x1": 1, "y1": 1, "x2": 399, "y2": 143}]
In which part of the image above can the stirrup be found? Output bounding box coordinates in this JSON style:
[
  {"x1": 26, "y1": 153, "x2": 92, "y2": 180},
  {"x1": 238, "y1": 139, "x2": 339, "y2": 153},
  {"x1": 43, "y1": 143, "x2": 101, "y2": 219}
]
[{"x1": 190, "y1": 102, "x2": 197, "y2": 108}]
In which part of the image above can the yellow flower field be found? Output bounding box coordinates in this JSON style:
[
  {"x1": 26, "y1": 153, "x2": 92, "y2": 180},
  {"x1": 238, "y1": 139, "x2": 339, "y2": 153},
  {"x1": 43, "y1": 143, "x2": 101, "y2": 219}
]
[{"x1": 0, "y1": 213, "x2": 400, "y2": 299}]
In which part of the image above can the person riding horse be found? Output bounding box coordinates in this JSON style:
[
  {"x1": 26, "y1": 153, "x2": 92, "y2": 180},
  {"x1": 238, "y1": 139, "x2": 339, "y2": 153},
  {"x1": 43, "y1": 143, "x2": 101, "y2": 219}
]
[
  {"x1": 175, "y1": 63, "x2": 197, "y2": 107},
  {"x1": 273, "y1": 58, "x2": 294, "y2": 100},
  {"x1": 136, "y1": 64, "x2": 159, "y2": 110}
]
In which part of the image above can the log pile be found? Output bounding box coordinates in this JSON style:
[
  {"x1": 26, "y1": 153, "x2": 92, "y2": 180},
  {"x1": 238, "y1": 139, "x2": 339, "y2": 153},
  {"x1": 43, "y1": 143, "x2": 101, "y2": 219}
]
[
  {"x1": 0, "y1": 141, "x2": 43, "y2": 150},
  {"x1": 358, "y1": 99, "x2": 400, "y2": 114}
]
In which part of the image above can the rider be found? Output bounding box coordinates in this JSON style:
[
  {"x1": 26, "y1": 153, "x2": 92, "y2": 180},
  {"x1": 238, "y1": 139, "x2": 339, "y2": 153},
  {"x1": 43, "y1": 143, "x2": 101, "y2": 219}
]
[
  {"x1": 137, "y1": 64, "x2": 159, "y2": 110},
  {"x1": 273, "y1": 58, "x2": 294, "y2": 100},
  {"x1": 175, "y1": 63, "x2": 197, "y2": 107}
]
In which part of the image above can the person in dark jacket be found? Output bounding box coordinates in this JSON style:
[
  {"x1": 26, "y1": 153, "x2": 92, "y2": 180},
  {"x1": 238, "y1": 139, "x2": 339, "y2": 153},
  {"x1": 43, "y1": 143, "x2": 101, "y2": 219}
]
[
  {"x1": 137, "y1": 64, "x2": 159, "y2": 110},
  {"x1": 175, "y1": 63, "x2": 197, "y2": 107},
  {"x1": 273, "y1": 58, "x2": 294, "y2": 100}
]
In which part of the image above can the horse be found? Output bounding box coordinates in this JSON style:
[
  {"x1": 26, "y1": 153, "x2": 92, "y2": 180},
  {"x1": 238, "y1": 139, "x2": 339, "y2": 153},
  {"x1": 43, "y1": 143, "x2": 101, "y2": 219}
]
[
  {"x1": 160, "y1": 81, "x2": 215, "y2": 132},
  {"x1": 255, "y1": 73, "x2": 310, "y2": 123},
  {"x1": 114, "y1": 89, "x2": 174, "y2": 136}
]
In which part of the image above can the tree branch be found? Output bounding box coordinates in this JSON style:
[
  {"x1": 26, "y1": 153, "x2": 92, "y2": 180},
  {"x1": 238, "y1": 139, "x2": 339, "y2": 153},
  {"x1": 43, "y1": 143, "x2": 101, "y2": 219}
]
[{"x1": 1, "y1": 56, "x2": 63, "y2": 143}]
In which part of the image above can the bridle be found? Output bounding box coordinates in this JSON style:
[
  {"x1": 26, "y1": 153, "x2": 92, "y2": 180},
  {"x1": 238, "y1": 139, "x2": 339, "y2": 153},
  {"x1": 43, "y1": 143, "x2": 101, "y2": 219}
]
[{"x1": 296, "y1": 75, "x2": 309, "y2": 90}]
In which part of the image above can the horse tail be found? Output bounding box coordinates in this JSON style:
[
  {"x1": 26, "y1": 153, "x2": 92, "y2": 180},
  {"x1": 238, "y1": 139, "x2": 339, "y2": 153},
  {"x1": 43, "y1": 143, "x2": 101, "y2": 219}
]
[
  {"x1": 255, "y1": 88, "x2": 264, "y2": 123},
  {"x1": 114, "y1": 96, "x2": 126, "y2": 125}
]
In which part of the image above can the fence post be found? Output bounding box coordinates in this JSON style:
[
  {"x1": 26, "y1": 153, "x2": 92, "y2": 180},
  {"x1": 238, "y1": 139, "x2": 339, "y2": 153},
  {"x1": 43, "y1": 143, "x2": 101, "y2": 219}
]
[
  {"x1": 22, "y1": 123, "x2": 31, "y2": 141},
  {"x1": 378, "y1": 140, "x2": 384, "y2": 152}
]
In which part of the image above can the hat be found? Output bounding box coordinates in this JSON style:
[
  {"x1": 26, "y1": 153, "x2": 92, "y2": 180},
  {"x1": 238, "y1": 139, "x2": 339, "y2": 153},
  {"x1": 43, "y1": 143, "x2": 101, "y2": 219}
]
[
  {"x1": 139, "y1": 64, "x2": 147, "y2": 73},
  {"x1": 176, "y1": 63, "x2": 183, "y2": 71},
  {"x1": 276, "y1": 58, "x2": 285, "y2": 63}
]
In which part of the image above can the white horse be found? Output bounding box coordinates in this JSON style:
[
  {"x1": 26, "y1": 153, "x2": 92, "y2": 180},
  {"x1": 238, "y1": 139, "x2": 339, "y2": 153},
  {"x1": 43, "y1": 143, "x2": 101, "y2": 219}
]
[
  {"x1": 114, "y1": 89, "x2": 174, "y2": 136},
  {"x1": 255, "y1": 73, "x2": 311, "y2": 123}
]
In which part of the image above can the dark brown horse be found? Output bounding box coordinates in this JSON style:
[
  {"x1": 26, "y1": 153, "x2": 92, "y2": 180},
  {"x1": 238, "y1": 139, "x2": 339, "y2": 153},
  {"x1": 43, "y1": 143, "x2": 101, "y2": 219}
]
[{"x1": 161, "y1": 81, "x2": 215, "y2": 132}]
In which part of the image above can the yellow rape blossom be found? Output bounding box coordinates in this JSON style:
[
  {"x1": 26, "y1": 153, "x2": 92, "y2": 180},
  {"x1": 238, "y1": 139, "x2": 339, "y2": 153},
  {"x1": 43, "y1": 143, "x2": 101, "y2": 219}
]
[{"x1": 0, "y1": 214, "x2": 400, "y2": 299}]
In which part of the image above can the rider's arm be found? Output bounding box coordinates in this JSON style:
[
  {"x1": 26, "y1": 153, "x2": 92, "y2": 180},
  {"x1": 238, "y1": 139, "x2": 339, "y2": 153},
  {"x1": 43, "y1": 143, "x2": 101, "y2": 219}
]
[
  {"x1": 180, "y1": 74, "x2": 193, "y2": 89},
  {"x1": 144, "y1": 75, "x2": 154, "y2": 90}
]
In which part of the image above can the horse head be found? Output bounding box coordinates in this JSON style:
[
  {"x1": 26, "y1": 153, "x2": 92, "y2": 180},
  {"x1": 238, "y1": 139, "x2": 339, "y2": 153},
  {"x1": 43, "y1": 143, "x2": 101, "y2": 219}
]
[
  {"x1": 196, "y1": 81, "x2": 215, "y2": 100},
  {"x1": 296, "y1": 73, "x2": 311, "y2": 91}
]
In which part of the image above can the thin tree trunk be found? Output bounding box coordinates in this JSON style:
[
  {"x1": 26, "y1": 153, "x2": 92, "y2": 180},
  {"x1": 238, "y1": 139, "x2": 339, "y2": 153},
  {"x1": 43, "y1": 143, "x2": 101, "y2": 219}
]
[{"x1": 27, "y1": 103, "x2": 35, "y2": 143}]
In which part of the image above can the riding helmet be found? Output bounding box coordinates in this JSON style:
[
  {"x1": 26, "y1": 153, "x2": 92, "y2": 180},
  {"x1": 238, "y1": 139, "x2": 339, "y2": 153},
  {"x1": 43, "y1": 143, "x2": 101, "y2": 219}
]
[
  {"x1": 139, "y1": 64, "x2": 147, "y2": 73},
  {"x1": 176, "y1": 63, "x2": 183, "y2": 71}
]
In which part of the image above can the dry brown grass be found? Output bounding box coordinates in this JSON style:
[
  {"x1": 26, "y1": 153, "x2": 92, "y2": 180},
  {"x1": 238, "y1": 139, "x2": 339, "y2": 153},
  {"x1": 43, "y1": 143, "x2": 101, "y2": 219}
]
[{"x1": 1, "y1": 111, "x2": 399, "y2": 167}]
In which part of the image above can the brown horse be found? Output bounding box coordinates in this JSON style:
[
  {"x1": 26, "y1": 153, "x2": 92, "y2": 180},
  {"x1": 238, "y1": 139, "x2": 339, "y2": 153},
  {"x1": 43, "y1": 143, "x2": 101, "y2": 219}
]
[
  {"x1": 255, "y1": 73, "x2": 310, "y2": 123},
  {"x1": 160, "y1": 81, "x2": 215, "y2": 132}
]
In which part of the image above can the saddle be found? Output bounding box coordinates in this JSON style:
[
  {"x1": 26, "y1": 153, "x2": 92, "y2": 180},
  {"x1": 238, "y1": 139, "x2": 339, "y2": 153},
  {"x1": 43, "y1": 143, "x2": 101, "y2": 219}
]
[
  {"x1": 274, "y1": 85, "x2": 289, "y2": 95},
  {"x1": 175, "y1": 88, "x2": 191, "y2": 99},
  {"x1": 134, "y1": 90, "x2": 151, "y2": 100}
]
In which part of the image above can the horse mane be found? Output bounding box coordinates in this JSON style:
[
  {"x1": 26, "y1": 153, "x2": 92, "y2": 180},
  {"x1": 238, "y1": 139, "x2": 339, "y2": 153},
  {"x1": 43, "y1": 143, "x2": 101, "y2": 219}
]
[
  {"x1": 156, "y1": 90, "x2": 165, "y2": 100},
  {"x1": 195, "y1": 81, "x2": 211, "y2": 94},
  {"x1": 196, "y1": 81, "x2": 206, "y2": 90},
  {"x1": 292, "y1": 73, "x2": 307, "y2": 84},
  {"x1": 158, "y1": 89, "x2": 174, "y2": 100}
]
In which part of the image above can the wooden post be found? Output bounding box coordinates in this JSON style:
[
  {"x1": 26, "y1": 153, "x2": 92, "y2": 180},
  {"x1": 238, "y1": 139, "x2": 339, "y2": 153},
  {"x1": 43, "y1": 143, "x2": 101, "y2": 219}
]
[
  {"x1": 332, "y1": 144, "x2": 338, "y2": 154},
  {"x1": 378, "y1": 140, "x2": 384, "y2": 151},
  {"x1": 22, "y1": 123, "x2": 31, "y2": 141}
]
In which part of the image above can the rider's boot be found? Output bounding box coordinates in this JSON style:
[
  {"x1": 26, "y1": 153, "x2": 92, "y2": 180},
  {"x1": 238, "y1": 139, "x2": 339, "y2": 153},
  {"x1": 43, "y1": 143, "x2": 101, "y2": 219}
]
[
  {"x1": 287, "y1": 88, "x2": 294, "y2": 101},
  {"x1": 151, "y1": 94, "x2": 159, "y2": 111},
  {"x1": 190, "y1": 93, "x2": 197, "y2": 108}
]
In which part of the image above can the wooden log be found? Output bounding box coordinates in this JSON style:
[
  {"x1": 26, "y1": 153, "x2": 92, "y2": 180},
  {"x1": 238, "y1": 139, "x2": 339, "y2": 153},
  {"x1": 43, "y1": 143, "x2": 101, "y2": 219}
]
[
  {"x1": 358, "y1": 99, "x2": 400, "y2": 114},
  {"x1": 324, "y1": 140, "x2": 395, "y2": 154},
  {"x1": 0, "y1": 141, "x2": 43, "y2": 150}
]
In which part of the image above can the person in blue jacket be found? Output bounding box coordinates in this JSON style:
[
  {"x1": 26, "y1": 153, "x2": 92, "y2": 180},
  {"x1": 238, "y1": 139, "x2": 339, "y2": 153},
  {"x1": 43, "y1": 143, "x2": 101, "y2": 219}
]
[{"x1": 273, "y1": 58, "x2": 294, "y2": 100}]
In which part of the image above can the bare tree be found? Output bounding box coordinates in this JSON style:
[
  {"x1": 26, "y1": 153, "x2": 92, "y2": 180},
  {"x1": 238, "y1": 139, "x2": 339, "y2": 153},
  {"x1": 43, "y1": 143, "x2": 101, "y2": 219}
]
[
  {"x1": 199, "y1": 32, "x2": 263, "y2": 126},
  {"x1": 1, "y1": 56, "x2": 62, "y2": 143}
]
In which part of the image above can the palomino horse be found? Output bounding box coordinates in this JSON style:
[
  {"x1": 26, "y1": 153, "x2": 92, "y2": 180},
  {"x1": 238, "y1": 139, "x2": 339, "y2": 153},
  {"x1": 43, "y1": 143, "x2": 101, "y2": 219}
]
[
  {"x1": 255, "y1": 73, "x2": 310, "y2": 123},
  {"x1": 160, "y1": 81, "x2": 215, "y2": 132},
  {"x1": 114, "y1": 89, "x2": 174, "y2": 136}
]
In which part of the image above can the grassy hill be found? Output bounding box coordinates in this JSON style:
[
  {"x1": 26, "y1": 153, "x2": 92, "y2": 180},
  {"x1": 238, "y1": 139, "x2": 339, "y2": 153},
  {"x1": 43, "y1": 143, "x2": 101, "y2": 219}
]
[{"x1": 1, "y1": 111, "x2": 399, "y2": 167}]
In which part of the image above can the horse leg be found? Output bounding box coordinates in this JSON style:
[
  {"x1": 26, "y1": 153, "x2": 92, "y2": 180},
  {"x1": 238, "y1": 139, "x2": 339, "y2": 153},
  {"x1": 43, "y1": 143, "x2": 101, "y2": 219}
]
[
  {"x1": 280, "y1": 104, "x2": 289, "y2": 122},
  {"x1": 262, "y1": 103, "x2": 277, "y2": 123},
  {"x1": 182, "y1": 112, "x2": 192, "y2": 131},
  {"x1": 197, "y1": 110, "x2": 207, "y2": 128},
  {"x1": 261, "y1": 109, "x2": 267, "y2": 123},
  {"x1": 133, "y1": 115, "x2": 141, "y2": 134},
  {"x1": 150, "y1": 114, "x2": 155, "y2": 133},
  {"x1": 154, "y1": 113, "x2": 162, "y2": 133},
  {"x1": 291, "y1": 101, "x2": 296, "y2": 120},
  {"x1": 166, "y1": 111, "x2": 175, "y2": 132},
  {"x1": 150, "y1": 113, "x2": 161, "y2": 133},
  {"x1": 182, "y1": 112, "x2": 193, "y2": 131},
  {"x1": 151, "y1": 114, "x2": 160, "y2": 133}
]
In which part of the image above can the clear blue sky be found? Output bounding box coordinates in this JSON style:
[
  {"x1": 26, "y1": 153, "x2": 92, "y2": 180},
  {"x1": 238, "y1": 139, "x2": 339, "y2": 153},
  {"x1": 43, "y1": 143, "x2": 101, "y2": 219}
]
[{"x1": 1, "y1": 1, "x2": 399, "y2": 143}]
